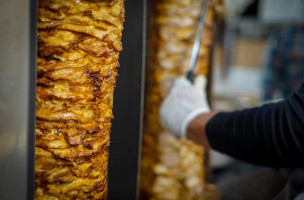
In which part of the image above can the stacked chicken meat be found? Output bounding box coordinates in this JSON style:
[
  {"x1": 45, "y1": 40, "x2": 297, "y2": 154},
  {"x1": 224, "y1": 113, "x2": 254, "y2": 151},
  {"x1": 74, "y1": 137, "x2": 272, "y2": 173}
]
[
  {"x1": 35, "y1": 0, "x2": 124, "y2": 199},
  {"x1": 140, "y1": 0, "x2": 221, "y2": 199}
]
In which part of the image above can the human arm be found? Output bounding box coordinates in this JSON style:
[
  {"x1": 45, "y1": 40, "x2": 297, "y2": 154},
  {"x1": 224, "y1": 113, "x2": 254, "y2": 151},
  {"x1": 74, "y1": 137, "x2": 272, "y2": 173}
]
[
  {"x1": 205, "y1": 84, "x2": 304, "y2": 168},
  {"x1": 160, "y1": 78, "x2": 304, "y2": 168},
  {"x1": 186, "y1": 111, "x2": 217, "y2": 148}
]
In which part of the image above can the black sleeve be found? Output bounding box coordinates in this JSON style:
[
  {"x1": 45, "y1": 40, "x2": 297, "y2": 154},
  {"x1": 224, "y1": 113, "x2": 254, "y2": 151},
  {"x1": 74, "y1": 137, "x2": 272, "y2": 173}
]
[{"x1": 206, "y1": 84, "x2": 304, "y2": 168}]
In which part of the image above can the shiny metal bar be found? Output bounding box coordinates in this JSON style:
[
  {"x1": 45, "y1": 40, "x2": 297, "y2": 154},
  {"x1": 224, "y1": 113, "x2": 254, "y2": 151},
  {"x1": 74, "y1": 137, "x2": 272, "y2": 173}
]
[{"x1": 0, "y1": 0, "x2": 36, "y2": 199}]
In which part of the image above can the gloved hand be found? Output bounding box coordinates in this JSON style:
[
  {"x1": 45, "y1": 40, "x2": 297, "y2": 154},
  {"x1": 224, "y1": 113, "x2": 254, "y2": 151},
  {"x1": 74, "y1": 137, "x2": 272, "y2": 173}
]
[{"x1": 160, "y1": 75, "x2": 210, "y2": 138}]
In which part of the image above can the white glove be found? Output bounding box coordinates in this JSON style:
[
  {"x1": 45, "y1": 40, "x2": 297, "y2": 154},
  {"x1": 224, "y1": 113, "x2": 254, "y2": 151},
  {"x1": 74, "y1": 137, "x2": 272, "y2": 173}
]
[{"x1": 160, "y1": 75, "x2": 210, "y2": 138}]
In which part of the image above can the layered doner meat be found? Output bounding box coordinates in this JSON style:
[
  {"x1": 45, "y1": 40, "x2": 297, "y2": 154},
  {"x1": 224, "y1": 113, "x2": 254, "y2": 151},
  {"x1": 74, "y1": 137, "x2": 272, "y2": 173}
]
[
  {"x1": 140, "y1": 0, "x2": 222, "y2": 199},
  {"x1": 35, "y1": 0, "x2": 124, "y2": 199}
]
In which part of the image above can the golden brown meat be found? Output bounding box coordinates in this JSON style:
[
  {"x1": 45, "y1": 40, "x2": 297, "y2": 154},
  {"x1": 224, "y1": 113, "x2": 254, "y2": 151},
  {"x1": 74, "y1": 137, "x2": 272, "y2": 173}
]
[
  {"x1": 139, "y1": 0, "x2": 222, "y2": 199},
  {"x1": 35, "y1": 0, "x2": 125, "y2": 199}
]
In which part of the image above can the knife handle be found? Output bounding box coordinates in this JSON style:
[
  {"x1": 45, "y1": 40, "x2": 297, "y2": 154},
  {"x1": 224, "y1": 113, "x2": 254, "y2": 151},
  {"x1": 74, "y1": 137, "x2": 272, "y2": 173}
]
[{"x1": 186, "y1": 70, "x2": 194, "y2": 84}]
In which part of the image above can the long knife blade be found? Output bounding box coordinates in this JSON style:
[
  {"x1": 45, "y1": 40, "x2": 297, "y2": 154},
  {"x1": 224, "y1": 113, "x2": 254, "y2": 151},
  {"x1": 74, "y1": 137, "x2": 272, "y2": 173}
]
[{"x1": 186, "y1": 0, "x2": 210, "y2": 82}]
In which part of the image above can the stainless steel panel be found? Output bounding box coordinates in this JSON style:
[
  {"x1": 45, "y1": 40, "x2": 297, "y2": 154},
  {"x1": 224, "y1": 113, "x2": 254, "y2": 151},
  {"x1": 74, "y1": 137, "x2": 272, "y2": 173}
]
[{"x1": 0, "y1": 0, "x2": 36, "y2": 199}]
